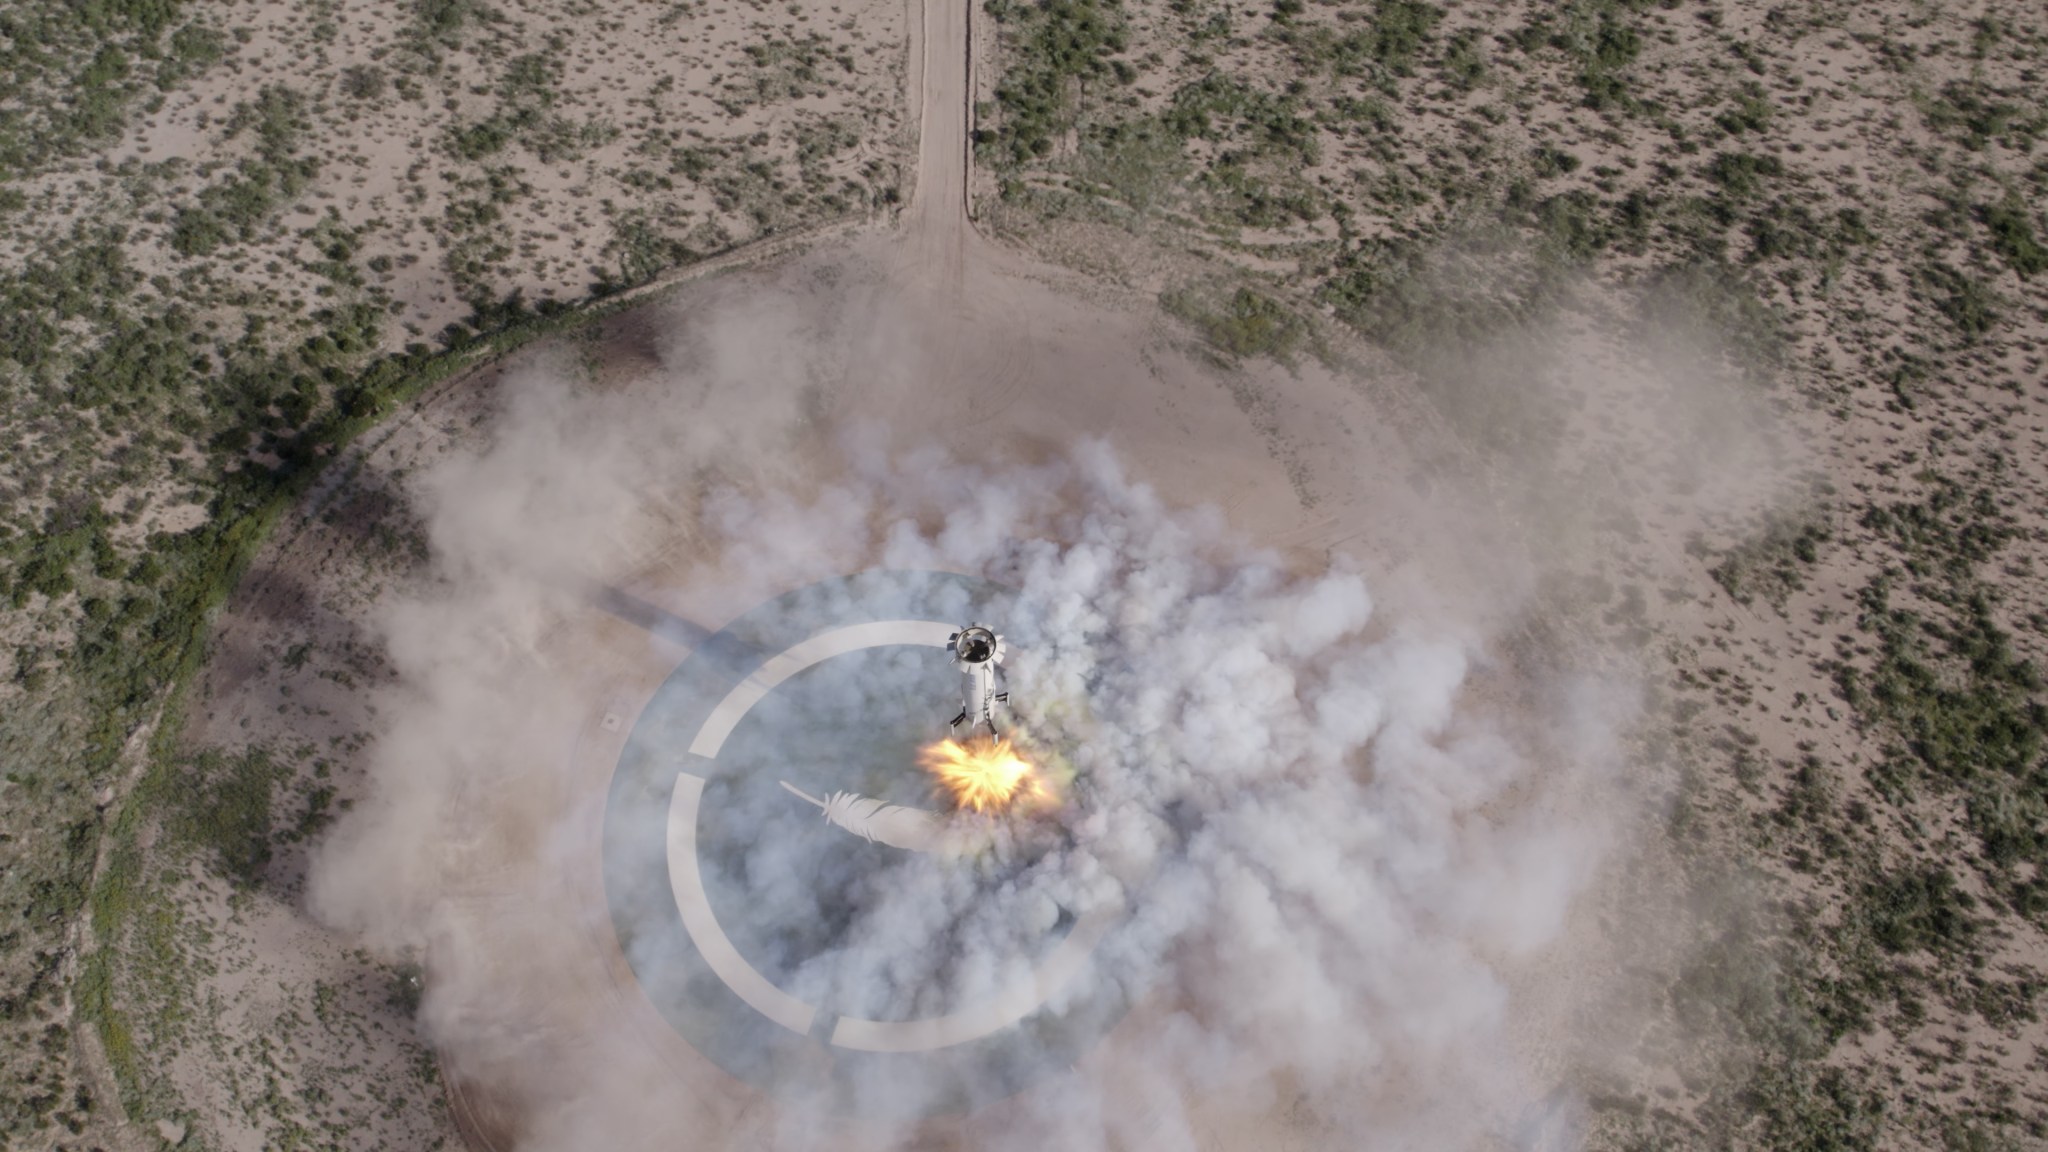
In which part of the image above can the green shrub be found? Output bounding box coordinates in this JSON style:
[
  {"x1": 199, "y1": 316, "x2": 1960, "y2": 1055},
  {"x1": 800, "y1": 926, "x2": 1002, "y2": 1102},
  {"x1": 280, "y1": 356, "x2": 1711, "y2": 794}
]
[
  {"x1": 1835, "y1": 576, "x2": 2044, "y2": 827},
  {"x1": 70, "y1": 47, "x2": 133, "y2": 140},
  {"x1": 1531, "y1": 144, "x2": 1580, "y2": 178},
  {"x1": 69, "y1": 311, "x2": 200, "y2": 407},
  {"x1": 1278, "y1": 0, "x2": 1439, "y2": 81},
  {"x1": 1361, "y1": 0, "x2": 1441, "y2": 75},
  {"x1": 1922, "y1": 79, "x2": 2042, "y2": 152},
  {"x1": 1920, "y1": 263, "x2": 1998, "y2": 339},
  {"x1": 1744, "y1": 200, "x2": 1827, "y2": 263},
  {"x1": 1534, "y1": 190, "x2": 1609, "y2": 261},
  {"x1": 172, "y1": 749, "x2": 284, "y2": 887},
  {"x1": 339, "y1": 65, "x2": 386, "y2": 100},
  {"x1": 1744, "y1": 1062, "x2": 1885, "y2": 1152},
  {"x1": 1706, "y1": 151, "x2": 1784, "y2": 198},
  {"x1": 1982, "y1": 197, "x2": 2047, "y2": 278},
  {"x1": 416, "y1": 0, "x2": 484, "y2": 41},
  {"x1": 1071, "y1": 123, "x2": 1187, "y2": 213},
  {"x1": 1857, "y1": 865, "x2": 1976, "y2": 955},
  {"x1": 1717, "y1": 82, "x2": 1773, "y2": 134},
  {"x1": 450, "y1": 119, "x2": 512, "y2": 159},
  {"x1": 1711, "y1": 511, "x2": 1830, "y2": 609},
  {"x1": 157, "y1": 24, "x2": 226, "y2": 88},
  {"x1": 168, "y1": 101, "x2": 319, "y2": 257},
  {"x1": 1161, "y1": 74, "x2": 1317, "y2": 164},
  {"x1": 1967, "y1": 779, "x2": 2048, "y2": 869},
  {"x1": 1441, "y1": 29, "x2": 1487, "y2": 90},
  {"x1": 225, "y1": 85, "x2": 309, "y2": 162},
  {"x1": 1857, "y1": 477, "x2": 2014, "y2": 575},
  {"x1": 1576, "y1": 16, "x2": 1639, "y2": 109},
  {"x1": 1162, "y1": 285, "x2": 1306, "y2": 361}
]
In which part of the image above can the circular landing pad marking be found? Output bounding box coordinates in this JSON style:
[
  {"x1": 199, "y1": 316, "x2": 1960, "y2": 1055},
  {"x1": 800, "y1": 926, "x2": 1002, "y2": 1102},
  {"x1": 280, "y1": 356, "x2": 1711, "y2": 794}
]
[{"x1": 603, "y1": 571, "x2": 1126, "y2": 1115}]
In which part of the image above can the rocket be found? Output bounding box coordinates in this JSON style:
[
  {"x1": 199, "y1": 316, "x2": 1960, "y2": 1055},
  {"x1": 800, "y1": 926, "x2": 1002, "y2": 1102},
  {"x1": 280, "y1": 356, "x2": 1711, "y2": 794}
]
[{"x1": 946, "y1": 624, "x2": 1009, "y2": 737}]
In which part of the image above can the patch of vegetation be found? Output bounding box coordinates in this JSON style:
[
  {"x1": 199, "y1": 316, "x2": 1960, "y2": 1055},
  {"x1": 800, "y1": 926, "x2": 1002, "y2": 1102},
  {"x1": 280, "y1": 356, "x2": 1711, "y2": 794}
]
[
  {"x1": 1034, "y1": 71, "x2": 1327, "y2": 227},
  {"x1": 53, "y1": 289, "x2": 651, "y2": 1130},
  {"x1": 974, "y1": 0, "x2": 2048, "y2": 1144},
  {"x1": 172, "y1": 749, "x2": 285, "y2": 887},
  {"x1": 1162, "y1": 285, "x2": 1307, "y2": 362},
  {"x1": 1716, "y1": 82, "x2": 1773, "y2": 136},
  {"x1": 1633, "y1": 260, "x2": 1786, "y2": 378},
  {"x1": 447, "y1": 52, "x2": 616, "y2": 163},
  {"x1": 1859, "y1": 475, "x2": 2015, "y2": 579},
  {"x1": 1668, "y1": 886, "x2": 1814, "y2": 1055},
  {"x1": 1851, "y1": 592, "x2": 2043, "y2": 782},
  {"x1": 0, "y1": 225, "x2": 139, "y2": 376},
  {"x1": 1196, "y1": 157, "x2": 1322, "y2": 229},
  {"x1": 1919, "y1": 263, "x2": 1999, "y2": 339},
  {"x1": 601, "y1": 211, "x2": 701, "y2": 290},
  {"x1": 1321, "y1": 233, "x2": 1545, "y2": 358},
  {"x1": 1706, "y1": 151, "x2": 1785, "y2": 200},
  {"x1": 1711, "y1": 510, "x2": 1831, "y2": 610},
  {"x1": 339, "y1": 64, "x2": 388, "y2": 101},
  {"x1": 415, "y1": 0, "x2": 489, "y2": 43},
  {"x1": 741, "y1": 33, "x2": 854, "y2": 103},
  {"x1": 1161, "y1": 74, "x2": 1318, "y2": 165},
  {"x1": 170, "y1": 86, "x2": 319, "y2": 257},
  {"x1": 1740, "y1": 1061, "x2": 1886, "y2": 1152},
  {"x1": 1, "y1": 0, "x2": 895, "y2": 1138},
  {"x1": 1320, "y1": 233, "x2": 1581, "y2": 458},
  {"x1": 1278, "y1": 0, "x2": 1441, "y2": 80},
  {"x1": 1980, "y1": 196, "x2": 2046, "y2": 279},
  {"x1": 1531, "y1": 144, "x2": 1581, "y2": 179},
  {"x1": 1529, "y1": 189, "x2": 1610, "y2": 262},
  {"x1": 1856, "y1": 864, "x2": 1979, "y2": 956},
  {"x1": 1509, "y1": 0, "x2": 1647, "y2": 111},
  {"x1": 0, "y1": 0, "x2": 228, "y2": 181},
  {"x1": 1920, "y1": 79, "x2": 2045, "y2": 153},
  {"x1": 980, "y1": 0, "x2": 1130, "y2": 165},
  {"x1": 156, "y1": 23, "x2": 227, "y2": 90},
  {"x1": 1068, "y1": 121, "x2": 1187, "y2": 214},
  {"x1": 1439, "y1": 29, "x2": 1488, "y2": 92}
]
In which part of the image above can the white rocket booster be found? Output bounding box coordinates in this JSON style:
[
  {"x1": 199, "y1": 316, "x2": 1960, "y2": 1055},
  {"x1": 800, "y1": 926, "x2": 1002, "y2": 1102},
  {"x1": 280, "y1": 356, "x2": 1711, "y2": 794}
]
[{"x1": 946, "y1": 624, "x2": 1008, "y2": 736}]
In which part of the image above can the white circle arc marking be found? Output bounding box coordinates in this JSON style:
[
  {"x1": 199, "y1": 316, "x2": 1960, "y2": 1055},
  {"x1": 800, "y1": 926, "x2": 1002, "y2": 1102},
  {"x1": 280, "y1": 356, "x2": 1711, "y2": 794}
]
[
  {"x1": 663, "y1": 617, "x2": 1119, "y2": 1053},
  {"x1": 666, "y1": 774, "x2": 817, "y2": 1036},
  {"x1": 828, "y1": 903, "x2": 1120, "y2": 1053}
]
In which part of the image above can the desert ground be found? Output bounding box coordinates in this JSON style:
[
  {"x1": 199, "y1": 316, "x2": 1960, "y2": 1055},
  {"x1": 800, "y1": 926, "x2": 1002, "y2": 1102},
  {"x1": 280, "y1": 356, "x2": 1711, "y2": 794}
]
[{"x1": 2, "y1": 0, "x2": 2046, "y2": 1149}]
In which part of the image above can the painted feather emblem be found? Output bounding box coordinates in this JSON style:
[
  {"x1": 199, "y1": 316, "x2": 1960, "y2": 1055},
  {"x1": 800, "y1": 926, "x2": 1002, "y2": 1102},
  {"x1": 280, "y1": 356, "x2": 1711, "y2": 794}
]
[{"x1": 780, "y1": 781, "x2": 971, "y2": 856}]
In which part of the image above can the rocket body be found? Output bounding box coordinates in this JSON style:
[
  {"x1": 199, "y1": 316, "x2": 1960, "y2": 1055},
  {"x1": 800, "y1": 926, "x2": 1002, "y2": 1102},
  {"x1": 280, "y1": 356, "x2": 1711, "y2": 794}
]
[{"x1": 946, "y1": 625, "x2": 1008, "y2": 736}]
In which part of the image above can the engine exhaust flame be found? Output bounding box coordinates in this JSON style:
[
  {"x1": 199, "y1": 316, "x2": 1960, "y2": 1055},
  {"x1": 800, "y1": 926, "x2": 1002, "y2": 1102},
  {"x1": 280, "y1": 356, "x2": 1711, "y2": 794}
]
[{"x1": 917, "y1": 734, "x2": 1054, "y2": 813}]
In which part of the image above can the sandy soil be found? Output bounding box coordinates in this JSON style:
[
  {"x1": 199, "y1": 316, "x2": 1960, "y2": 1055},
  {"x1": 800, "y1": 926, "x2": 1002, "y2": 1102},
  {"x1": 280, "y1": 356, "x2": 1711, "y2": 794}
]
[{"x1": 2, "y1": 0, "x2": 909, "y2": 349}]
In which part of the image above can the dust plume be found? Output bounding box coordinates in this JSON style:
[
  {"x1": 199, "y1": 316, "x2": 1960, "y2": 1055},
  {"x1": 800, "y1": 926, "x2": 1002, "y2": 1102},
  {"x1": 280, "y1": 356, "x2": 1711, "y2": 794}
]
[{"x1": 303, "y1": 257, "x2": 1729, "y2": 1152}]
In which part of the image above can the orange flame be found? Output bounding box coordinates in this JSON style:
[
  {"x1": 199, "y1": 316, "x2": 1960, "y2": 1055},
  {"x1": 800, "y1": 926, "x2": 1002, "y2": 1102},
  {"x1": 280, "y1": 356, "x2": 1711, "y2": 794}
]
[{"x1": 917, "y1": 735, "x2": 1054, "y2": 813}]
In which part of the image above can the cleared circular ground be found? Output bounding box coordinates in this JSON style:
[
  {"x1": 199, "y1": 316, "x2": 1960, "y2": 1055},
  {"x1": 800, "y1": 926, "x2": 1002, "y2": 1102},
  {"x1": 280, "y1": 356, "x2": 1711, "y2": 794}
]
[{"x1": 601, "y1": 572, "x2": 1124, "y2": 1117}]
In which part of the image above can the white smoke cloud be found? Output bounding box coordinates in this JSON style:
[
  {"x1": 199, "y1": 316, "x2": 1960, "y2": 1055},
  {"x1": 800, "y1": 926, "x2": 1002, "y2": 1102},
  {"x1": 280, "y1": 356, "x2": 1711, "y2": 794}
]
[{"x1": 307, "y1": 270, "x2": 1635, "y2": 1152}]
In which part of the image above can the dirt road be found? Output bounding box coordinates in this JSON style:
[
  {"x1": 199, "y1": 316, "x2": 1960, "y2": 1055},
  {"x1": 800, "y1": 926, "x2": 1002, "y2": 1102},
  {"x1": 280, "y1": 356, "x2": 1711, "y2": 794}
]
[{"x1": 904, "y1": 0, "x2": 974, "y2": 288}]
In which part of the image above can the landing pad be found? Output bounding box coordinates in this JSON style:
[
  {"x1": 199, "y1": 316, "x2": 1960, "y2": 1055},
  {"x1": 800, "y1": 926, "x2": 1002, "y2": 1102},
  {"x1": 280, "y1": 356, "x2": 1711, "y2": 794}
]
[{"x1": 602, "y1": 571, "x2": 1126, "y2": 1116}]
